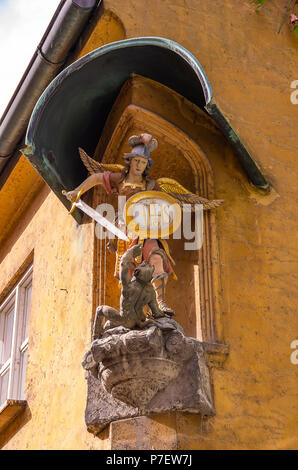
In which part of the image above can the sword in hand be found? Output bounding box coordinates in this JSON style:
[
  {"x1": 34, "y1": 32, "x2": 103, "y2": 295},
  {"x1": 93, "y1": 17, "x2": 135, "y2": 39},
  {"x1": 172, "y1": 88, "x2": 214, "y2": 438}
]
[{"x1": 62, "y1": 189, "x2": 129, "y2": 242}]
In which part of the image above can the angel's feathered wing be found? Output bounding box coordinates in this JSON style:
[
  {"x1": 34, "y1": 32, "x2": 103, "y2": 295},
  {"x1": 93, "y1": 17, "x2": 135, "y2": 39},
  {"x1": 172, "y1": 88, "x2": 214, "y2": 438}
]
[
  {"x1": 157, "y1": 177, "x2": 223, "y2": 210},
  {"x1": 78, "y1": 147, "x2": 124, "y2": 174}
]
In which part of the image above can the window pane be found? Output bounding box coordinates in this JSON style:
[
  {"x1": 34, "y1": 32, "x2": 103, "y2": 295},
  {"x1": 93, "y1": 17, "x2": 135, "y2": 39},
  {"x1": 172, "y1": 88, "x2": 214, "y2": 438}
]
[
  {"x1": 22, "y1": 284, "x2": 32, "y2": 342},
  {"x1": 0, "y1": 368, "x2": 10, "y2": 405},
  {"x1": 19, "y1": 349, "x2": 28, "y2": 399},
  {"x1": 0, "y1": 267, "x2": 32, "y2": 401},
  {"x1": 3, "y1": 306, "x2": 14, "y2": 364}
]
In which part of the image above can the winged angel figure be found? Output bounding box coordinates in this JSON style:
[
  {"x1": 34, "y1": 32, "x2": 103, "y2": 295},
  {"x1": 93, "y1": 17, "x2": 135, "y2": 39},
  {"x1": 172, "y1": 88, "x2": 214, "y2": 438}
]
[{"x1": 64, "y1": 134, "x2": 223, "y2": 316}]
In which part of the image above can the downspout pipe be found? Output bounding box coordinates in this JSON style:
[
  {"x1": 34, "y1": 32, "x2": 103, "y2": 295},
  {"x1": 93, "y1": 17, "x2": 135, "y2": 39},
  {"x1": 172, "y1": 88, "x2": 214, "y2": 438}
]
[{"x1": 0, "y1": 0, "x2": 99, "y2": 173}]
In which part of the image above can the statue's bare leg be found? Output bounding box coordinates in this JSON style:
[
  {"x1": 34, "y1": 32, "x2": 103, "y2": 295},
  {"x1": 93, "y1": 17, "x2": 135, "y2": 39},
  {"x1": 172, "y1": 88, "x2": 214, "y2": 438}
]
[{"x1": 92, "y1": 305, "x2": 123, "y2": 339}]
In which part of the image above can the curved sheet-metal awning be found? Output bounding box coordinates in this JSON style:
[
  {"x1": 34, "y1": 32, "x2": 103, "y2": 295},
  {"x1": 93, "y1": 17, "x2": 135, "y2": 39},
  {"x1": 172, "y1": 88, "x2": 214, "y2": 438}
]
[{"x1": 25, "y1": 37, "x2": 269, "y2": 222}]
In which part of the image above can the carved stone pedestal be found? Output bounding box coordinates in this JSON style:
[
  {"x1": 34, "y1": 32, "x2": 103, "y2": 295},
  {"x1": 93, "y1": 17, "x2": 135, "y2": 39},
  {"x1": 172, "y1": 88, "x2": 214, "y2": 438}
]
[{"x1": 82, "y1": 318, "x2": 214, "y2": 435}]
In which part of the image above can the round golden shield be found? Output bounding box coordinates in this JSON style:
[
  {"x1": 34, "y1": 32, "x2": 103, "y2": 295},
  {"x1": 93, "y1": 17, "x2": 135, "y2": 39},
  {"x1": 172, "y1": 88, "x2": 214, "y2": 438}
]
[{"x1": 123, "y1": 191, "x2": 181, "y2": 239}]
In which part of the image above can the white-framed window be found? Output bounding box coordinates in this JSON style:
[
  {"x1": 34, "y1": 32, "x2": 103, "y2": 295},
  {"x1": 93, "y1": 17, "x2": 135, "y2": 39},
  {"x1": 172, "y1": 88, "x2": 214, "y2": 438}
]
[{"x1": 0, "y1": 265, "x2": 33, "y2": 406}]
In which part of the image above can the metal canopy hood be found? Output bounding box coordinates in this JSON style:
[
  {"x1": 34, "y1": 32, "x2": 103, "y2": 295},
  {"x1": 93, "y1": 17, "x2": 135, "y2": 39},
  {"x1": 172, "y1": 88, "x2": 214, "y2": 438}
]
[{"x1": 25, "y1": 37, "x2": 269, "y2": 220}]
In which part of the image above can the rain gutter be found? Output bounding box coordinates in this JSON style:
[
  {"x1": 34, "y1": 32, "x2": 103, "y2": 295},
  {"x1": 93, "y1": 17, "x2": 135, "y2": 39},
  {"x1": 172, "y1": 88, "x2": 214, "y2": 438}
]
[{"x1": 0, "y1": 0, "x2": 99, "y2": 175}]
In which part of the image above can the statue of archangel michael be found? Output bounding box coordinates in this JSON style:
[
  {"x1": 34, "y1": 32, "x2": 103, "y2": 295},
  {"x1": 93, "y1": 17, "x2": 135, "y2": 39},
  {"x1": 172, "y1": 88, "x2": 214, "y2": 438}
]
[{"x1": 64, "y1": 133, "x2": 223, "y2": 317}]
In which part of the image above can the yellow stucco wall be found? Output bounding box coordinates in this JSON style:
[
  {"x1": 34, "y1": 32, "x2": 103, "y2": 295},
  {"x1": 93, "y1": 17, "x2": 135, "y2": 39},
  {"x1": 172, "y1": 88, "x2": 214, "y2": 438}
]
[
  {"x1": 0, "y1": 187, "x2": 109, "y2": 449},
  {"x1": 0, "y1": 154, "x2": 44, "y2": 251},
  {"x1": 1, "y1": 0, "x2": 297, "y2": 449}
]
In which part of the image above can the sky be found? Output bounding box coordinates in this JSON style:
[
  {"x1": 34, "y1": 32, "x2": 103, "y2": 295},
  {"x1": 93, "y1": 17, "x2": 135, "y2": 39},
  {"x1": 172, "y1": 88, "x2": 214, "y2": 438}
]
[{"x1": 0, "y1": 0, "x2": 60, "y2": 118}]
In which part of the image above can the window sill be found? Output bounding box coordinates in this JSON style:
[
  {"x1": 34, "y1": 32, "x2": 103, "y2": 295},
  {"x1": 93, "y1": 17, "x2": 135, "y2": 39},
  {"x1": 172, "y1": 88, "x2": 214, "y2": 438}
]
[{"x1": 0, "y1": 399, "x2": 27, "y2": 433}]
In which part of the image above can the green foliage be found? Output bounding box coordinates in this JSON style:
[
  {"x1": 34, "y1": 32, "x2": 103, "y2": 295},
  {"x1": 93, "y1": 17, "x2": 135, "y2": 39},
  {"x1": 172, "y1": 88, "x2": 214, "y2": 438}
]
[
  {"x1": 251, "y1": 0, "x2": 267, "y2": 10},
  {"x1": 250, "y1": 0, "x2": 298, "y2": 34}
]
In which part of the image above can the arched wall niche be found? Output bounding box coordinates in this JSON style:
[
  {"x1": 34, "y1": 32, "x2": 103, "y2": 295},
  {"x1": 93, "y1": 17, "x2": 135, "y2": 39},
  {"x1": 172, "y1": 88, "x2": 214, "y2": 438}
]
[
  {"x1": 92, "y1": 77, "x2": 223, "y2": 344},
  {"x1": 93, "y1": 74, "x2": 221, "y2": 164}
]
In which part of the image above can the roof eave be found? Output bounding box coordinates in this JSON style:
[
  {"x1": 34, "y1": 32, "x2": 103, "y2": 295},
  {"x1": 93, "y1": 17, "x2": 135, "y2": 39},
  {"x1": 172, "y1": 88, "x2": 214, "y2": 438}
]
[{"x1": 0, "y1": 0, "x2": 99, "y2": 175}]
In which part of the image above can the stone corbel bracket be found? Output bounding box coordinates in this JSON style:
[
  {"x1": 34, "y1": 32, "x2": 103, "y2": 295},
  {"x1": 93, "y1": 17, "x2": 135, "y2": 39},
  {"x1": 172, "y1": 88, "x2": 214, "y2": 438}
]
[{"x1": 82, "y1": 319, "x2": 217, "y2": 435}]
